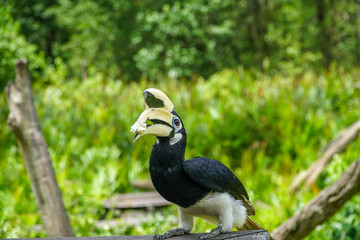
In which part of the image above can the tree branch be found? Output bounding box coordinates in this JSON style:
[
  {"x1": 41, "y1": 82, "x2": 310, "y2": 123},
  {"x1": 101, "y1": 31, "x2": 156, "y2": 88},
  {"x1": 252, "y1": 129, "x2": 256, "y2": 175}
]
[
  {"x1": 6, "y1": 59, "x2": 74, "y2": 237},
  {"x1": 290, "y1": 119, "x2": 360, "y2": 192},
  {"x1": 272, "y1": 157, "x2": 360, "y2": 240}
]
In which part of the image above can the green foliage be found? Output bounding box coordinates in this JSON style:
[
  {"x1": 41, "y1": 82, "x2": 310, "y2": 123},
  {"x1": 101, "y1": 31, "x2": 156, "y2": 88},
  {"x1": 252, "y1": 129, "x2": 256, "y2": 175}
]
[
  {"x1": 133, "y1": 0, "x2": 244, "y2": 79},
  {"x1": 1, "y1": 68, "x2": 360, "y2": 238},
  {"x1": 7, "y1": 0, "x2": 360, "y2": 80},
  {"x1": 1, "y1": 1, "x2": 360, "y2": 239},
  {"x1": 0, "y1": 3, "x2": 46, "y2": 90},
  {"x1": 44, "y1": 0, "x2": 122, "y2": 79},
  {"x1": 8, "y1": 0, "x2": 63, "y2": 59}
]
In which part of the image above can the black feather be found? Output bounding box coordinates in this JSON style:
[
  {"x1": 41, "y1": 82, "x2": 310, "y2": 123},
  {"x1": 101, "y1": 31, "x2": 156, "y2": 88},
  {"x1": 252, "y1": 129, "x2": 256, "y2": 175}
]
[
  {"x1": 149, "y1": 115, "x2": 209, "y2": 208},
  {"x1": 148, "y1": 111, "x2": 254, "y2": 215},
  {"x1": 183, "y1": 157, "x2": 250, "y2": 202},
  {"x1": 183, "y1": 157, "x2": 255, "y2": 215}
]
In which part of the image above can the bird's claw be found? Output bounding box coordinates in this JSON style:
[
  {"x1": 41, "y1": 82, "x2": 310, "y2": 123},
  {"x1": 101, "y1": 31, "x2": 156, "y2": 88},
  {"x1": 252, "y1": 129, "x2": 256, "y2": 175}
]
[
  {"x1": 154, "y1": 228, "x2": 189, "y2": 239},
  {"x1": 196, "y1": 225, "x2": 222, "y2": 240},
  {"x1": 197, "y1": 235, "x2": 208, "y2": 240},
  {"x1": 153, "y1": 234, "x2": 163, "y2": 240}
]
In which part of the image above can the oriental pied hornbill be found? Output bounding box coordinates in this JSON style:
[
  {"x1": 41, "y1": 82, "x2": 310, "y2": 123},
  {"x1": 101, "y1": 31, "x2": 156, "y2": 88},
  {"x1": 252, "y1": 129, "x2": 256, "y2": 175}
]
[{"x1": 131, "y1": 88, "x2": 263, "y2": 240}]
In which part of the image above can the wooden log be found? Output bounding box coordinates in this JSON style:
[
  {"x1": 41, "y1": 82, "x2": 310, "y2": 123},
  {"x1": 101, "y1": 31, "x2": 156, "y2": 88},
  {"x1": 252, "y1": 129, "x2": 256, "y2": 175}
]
[
  {"x1": 272, "y1": 157, "x2": 360, "y2": 240},
  {"x1": 290, "y1": 119, "x2": 360, "y2": 192},
  {"x1": 96, "y1": 210, "x2": 149, "y2": 227},
  {"x1": 130, "y1": 179, "x2": 155, "y2": 190},
  {"x1": 12, "y1": 230, "x2": 270, "y2": 240},
  {"x1": 5, "y1": 59, "x2": 74, "y2": 237},
  {"x1": 103, "y1": 191, "x2": 170, "y2": 210}
]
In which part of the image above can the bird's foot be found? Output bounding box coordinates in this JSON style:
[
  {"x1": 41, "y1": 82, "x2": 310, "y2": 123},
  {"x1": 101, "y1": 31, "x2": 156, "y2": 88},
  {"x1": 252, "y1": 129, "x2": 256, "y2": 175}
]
[
  {"x1": 153, "y1": 228, "x2": 189, "y2": 240},
  {"x1": 197, "y1": 225, "x2": 223, "y2": 240}
]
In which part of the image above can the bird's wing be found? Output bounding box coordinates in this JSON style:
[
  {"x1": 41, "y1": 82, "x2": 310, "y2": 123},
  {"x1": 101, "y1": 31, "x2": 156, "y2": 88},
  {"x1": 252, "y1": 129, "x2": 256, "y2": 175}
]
[{"x1": 183, "y1": 157, "x2": 255, "y2": 215}]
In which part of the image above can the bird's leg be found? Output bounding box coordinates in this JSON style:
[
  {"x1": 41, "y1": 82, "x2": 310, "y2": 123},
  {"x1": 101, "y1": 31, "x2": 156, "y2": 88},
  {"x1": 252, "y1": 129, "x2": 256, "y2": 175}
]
[
  {"x1": 197, "y1": 225, "x2": 223, "y2": 240},
  {"x1": 153, "y1": 228, "x2": 190, "y2": 240}
]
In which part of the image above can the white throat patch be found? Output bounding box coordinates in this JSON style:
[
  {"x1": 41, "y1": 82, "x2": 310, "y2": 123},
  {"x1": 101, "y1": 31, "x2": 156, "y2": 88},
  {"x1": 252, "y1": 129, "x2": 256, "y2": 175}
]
[{"x1": 170, "y1": 133, "x2": 182, "y2": 145}]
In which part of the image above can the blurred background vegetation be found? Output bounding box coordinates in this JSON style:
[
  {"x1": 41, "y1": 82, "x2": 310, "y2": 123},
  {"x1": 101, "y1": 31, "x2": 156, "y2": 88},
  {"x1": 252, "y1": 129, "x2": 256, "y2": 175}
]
[{"x1": 1, "y1": 0, "x2": 360, "y2": 239}]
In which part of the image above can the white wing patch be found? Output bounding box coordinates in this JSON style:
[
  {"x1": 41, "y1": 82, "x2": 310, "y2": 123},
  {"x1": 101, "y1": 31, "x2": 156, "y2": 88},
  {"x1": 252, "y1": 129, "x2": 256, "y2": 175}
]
[{"x1": 178, "y1": 192, "x2": 247, "y2": 233}]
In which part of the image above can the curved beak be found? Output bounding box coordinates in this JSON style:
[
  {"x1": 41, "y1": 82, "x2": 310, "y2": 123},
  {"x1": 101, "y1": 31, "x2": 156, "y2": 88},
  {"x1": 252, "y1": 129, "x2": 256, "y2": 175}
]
[
  {"x1": 143, "y1": 88, "x2": 174, "y2": 111},
  {"x1": 131, "y1": 88, "x2": 176, "y2": 142},
  {"x1": 131, "y1": 108, "x2": 174, "y2": 142}
]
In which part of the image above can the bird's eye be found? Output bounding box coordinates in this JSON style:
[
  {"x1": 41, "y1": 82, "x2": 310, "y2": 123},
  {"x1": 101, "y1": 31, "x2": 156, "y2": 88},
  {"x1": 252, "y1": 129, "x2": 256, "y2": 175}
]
[{"x1": 174, "y1": 118, "x2": 180, "y2": 126}]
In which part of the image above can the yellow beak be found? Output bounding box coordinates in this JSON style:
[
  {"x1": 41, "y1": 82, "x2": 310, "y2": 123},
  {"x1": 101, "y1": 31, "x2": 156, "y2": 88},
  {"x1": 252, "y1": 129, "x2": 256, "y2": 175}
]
[
  {"x1": 131, "y1": 88, "x2": 176, "y2": 142},
  {"x1": 131, "y1": 108, "x2": 174, "y2": 142}
]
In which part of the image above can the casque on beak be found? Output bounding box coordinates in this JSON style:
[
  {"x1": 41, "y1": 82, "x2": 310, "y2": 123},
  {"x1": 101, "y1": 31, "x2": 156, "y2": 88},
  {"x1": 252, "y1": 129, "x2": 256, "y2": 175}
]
[{"x1": 131, "y1": 88, "x2": 175, "y2": 142}]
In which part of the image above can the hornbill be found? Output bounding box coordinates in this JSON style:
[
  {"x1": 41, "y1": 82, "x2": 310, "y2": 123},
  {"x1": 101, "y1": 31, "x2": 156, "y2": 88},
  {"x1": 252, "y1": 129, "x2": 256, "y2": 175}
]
[{"x1": 131, "y1": 88, "x2": 263, "y2": 240}]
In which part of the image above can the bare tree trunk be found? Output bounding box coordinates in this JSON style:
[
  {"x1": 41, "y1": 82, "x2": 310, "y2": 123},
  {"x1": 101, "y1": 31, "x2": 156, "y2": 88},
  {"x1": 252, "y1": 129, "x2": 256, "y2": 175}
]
[
  {"x1": 6, "y1": 59, "x2": 74, "y2": 237},
  {"x1": 272, "y1": 157, "x2": 360, "y2": 240},
  {"x1": 290, "y1": 119, "x2": 360, "y2": 192}
]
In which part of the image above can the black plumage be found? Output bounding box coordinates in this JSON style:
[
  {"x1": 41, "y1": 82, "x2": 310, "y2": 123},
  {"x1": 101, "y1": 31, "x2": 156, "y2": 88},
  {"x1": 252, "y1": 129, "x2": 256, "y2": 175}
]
[
  {"x1": 131, "y1": 89, "x2": 262, "y2": 240},
  {"x1": 149, "y1": 111, "x2": 253, "y2": 212},
  {"x1": 183, "y1": 157, "x2": 255, "y2": 215},
  {"x1": 150, "y1": 112, "x2": 208, "y2": 208}
]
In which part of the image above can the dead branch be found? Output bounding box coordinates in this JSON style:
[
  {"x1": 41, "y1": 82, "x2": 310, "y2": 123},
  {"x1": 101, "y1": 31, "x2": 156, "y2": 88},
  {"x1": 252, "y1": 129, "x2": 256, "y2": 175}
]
[
  {"x1": 6, "y1": 59, "x2": 74, "y2": 237},
  {"x1": 290, "y1": 119, "x2": 360, "y2": 192},
  {"x1": 272, "y1": 157, "x2": 360, "y2": 240}
]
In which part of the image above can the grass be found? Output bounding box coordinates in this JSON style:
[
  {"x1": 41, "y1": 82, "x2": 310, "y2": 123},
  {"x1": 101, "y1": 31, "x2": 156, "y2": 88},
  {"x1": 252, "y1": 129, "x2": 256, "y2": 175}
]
[{"x1": 0, "y1": 67, "x2": 359, "y2": 239}]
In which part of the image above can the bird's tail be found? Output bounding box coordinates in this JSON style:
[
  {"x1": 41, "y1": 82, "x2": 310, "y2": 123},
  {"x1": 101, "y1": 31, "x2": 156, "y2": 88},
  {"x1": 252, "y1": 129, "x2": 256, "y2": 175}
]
[
  {"x1": 237, "y1": 217, "x2": 274, "y2": 240},
  {"x1": 237, "y1": 216, "x2": 263, "y2": 231}
]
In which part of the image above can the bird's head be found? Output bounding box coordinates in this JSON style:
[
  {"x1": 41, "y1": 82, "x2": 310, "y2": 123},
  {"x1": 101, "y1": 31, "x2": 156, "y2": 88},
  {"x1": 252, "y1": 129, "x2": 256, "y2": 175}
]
[{"x1": 131, "y1": 88, "x2": 185, "y2": 145}]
